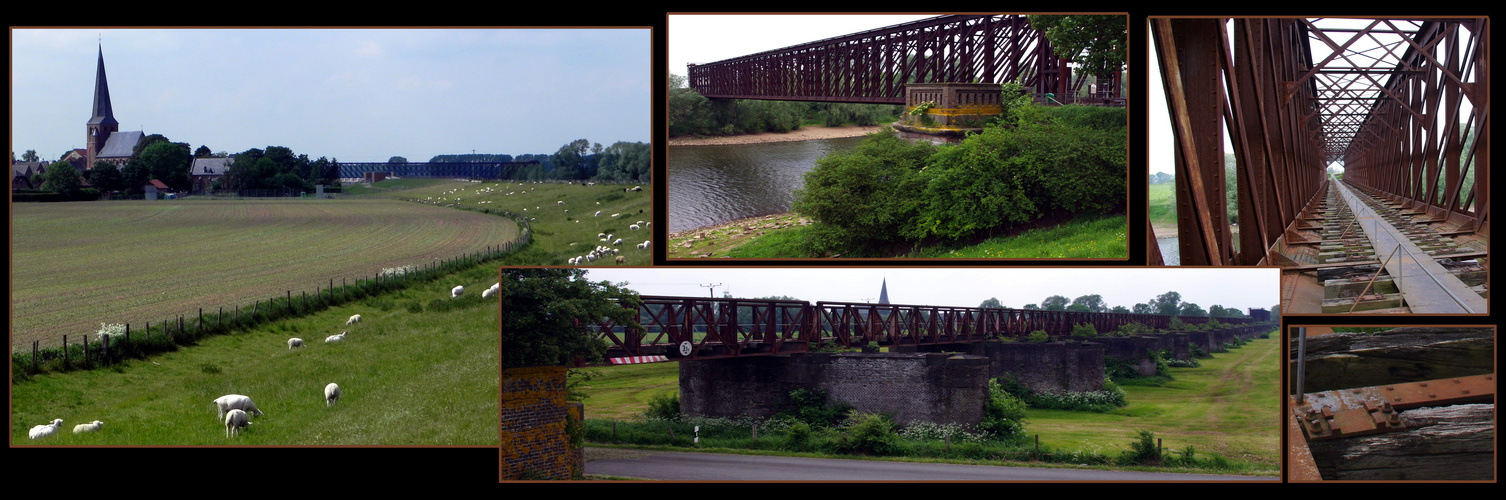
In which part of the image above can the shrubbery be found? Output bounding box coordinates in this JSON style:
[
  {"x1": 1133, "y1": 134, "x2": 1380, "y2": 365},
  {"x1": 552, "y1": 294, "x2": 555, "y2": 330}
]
[{"x1": 791, "y1": 105, "x2": 1126, "y2": 256}]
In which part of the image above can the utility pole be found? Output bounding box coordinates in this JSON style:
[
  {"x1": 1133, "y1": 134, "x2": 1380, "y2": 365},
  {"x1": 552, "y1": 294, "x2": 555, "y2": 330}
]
[{"x1": 700, "y1": 283, "x2": 722, "y2": 298}]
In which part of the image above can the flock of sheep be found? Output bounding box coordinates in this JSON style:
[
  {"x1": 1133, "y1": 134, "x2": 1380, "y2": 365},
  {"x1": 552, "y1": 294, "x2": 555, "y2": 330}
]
[{"x1": 27, "y1": 278, "x2": 501, "y2": 442}]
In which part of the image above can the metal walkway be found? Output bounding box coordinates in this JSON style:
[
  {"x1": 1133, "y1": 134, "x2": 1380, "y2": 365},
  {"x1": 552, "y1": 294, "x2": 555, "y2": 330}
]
[{"x1": 1331, "y1": 179, "x2": 1487, "y2": 313}]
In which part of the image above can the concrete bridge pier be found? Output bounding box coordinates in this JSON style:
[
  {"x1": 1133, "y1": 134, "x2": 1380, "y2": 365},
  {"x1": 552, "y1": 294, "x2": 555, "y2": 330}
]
[{"x1": 893, "y1": 83, "x2": 1003, "y2": 144}]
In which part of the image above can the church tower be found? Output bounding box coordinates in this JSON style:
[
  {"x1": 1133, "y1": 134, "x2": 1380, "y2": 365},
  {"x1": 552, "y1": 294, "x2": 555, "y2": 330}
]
[
  {"x1": 878, "y1": 278, "x2": 890, "y2": 305},
  {"x1": 86, "y1": 44, "x2": 119, "y2": 168}
]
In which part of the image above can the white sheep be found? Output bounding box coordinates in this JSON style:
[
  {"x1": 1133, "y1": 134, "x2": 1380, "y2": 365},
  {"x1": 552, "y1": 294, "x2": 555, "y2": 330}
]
[
  {"x1": 613, "y1": 238, "x2": 623, "y2": 246},
  {"x1": 595, "y1": 211, "x2": 602, "y2": 217},
  {"x1": 326, "y1": 331, "x2": 347, "y2": 343},
  {"x1": 346, "y1": 314, "x2": 362, "y2": 325},
  {"x1": 73, "y1": 421, "x2": 104, "y2": 434},
  {"x1": 224, "y1": 409, "x2": 251, "y2": 438},
  {"x1": 29, "y1": 419, "x2": 63, "y2": 439},
  {"x1": 213, "y1": 394, "x2": 265, "y2": 420},
  {"x1": 452, "y1": 285, "x2": 464, "y2": 298},
  {"x1": 481, "y1": 287, "x2": 497, "y2": 299},
  {"x1": 325, "y1": 383, "x2": 342, "y2": 406},
  {"x1": 556, "y1": 200, "x2": 565, "y2": 205},
  {"x1": 629, "y1": 224, "x2": 640, "y2": 230},
  {"x1": 288, "y1": 337, "x2": 305, "y2": 349}
]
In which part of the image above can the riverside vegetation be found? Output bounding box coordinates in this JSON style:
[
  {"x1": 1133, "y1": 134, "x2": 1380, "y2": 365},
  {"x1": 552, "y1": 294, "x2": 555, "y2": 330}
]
[{"x1": 576, "y1": 327, "x2": 1279, "y2": 476}]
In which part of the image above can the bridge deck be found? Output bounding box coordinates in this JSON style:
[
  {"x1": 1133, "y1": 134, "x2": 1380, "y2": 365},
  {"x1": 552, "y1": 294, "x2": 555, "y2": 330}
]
[{"x1": 1332, "y1": 179, "x2": 1486, "y2": 314}]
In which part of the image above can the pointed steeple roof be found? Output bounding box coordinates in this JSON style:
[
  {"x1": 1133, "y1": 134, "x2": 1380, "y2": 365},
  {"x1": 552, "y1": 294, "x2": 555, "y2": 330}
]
[
  {"x1": 878, "y1": 278, "x2": 890, "y2": 305},
  {"x1": 89, "y1": 44, "x2": 118, "y2": 127}
]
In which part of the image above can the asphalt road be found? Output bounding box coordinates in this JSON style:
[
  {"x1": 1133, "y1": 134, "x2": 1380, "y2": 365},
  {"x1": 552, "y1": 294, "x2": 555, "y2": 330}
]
[{"x1": 585, "y1": 450, "x2": 1279, "y2": 481}]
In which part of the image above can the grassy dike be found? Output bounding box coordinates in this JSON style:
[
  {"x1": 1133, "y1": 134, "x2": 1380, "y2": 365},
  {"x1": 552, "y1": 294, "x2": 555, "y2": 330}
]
[
  {"x1": 12, "y1": 261, "x2": 502, "y2": 445},
  {"x1": 576, "y1": 331, "x2": 1279, "y2": 474},
  {"x1": 668, "y1": 212, "x2": 1127, "y2": 259}
]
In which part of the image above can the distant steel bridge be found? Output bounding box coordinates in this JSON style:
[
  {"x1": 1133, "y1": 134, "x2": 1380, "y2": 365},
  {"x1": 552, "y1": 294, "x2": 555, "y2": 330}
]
[{"x1": 335, "y1": 160, "x2": 540, "y2": 180}]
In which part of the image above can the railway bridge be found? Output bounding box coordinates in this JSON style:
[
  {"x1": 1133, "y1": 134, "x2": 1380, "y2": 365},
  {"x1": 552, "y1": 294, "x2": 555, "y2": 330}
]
[
  {"x1": 1151, "y1": 18, "x2": 1487, "y2": 314},
  {"x1": 585, "y1": 295, "x2": 1275, "y2": 425}
]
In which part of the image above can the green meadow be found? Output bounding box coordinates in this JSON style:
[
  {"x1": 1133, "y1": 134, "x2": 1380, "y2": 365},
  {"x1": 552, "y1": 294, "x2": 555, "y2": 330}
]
[{"x1": 12, "y1": 262, "x2": 501, "y2": 445}]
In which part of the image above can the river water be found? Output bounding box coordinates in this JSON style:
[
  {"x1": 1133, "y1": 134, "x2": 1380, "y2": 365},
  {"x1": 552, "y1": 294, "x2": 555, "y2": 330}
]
[{"x1": 667, "y1": 136, "x2": 867, "y2": 234}]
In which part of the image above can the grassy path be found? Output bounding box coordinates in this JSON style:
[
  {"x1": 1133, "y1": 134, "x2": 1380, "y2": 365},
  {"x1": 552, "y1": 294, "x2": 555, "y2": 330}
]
[{"x1": 1026, "y1": 334, "x2": 1281, "y2": 470}]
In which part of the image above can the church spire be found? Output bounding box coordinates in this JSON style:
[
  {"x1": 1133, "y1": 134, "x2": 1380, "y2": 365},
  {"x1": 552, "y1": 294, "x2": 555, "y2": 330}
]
[
  {"x1": 878, "y1": 278, "x2": 890, "y2": 305},
  {"x1": 89, "y1": 44, "x2": 118, "y2": 127}
]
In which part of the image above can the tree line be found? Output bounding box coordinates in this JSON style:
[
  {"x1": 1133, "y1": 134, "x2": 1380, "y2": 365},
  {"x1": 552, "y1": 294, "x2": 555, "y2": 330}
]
[
  {"x1": 669, "y1": 74, "x2": 901, "y2": 137},
  {"x1": 980, "y1": 291, "x2": 1264, "y2": 319}
]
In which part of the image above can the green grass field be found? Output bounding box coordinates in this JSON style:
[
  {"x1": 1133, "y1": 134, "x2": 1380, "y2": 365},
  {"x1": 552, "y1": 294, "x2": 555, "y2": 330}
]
[
  {"x1": 11, "y1": 198, "x2": 520, "y2": 349},
  {"x1": 12, "y1": 263, "x2": 500, "y2": 445},
  {"x1": 362, "y1": 179, "x2": 654, "y2": 266},
  {"x1": 911, "y1": 213, "x2": 1128, "y2": 259},
  {"x1": 1148, "y1": 183, "x2": 1175, "y2": 229}
]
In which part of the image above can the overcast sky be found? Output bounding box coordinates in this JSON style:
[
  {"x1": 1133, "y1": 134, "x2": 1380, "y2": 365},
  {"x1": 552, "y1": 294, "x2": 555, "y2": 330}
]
[
  {"x1": 10, "y1": 28, "x2": 650, "y2": 163},
  {"x1": 582, "y1": 267, "x2": 1279, "y2": 312},
  {"x1": 669, "y1": 14, "x2": 939, "y2": 82}
]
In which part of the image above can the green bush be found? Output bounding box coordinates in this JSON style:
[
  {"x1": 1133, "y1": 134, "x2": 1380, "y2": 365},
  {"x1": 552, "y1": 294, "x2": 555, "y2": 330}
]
[
  {"x1": 643, "y1": 393, "x2": 681, "y2": 422},
  {"x1": 1070, "y1": 323, "x2": 1098, "y2": 338},
  {"x1": 1123, "y1": 429, "x2": 1161, "y2": 465},
  {"x1": 840, "y1": 412, "x2": 900, "y2": 455},
  {"x1": 778, "y1": 388, "x2": 853, "y2": 429},
  {"x1": 784, "y1": 421, "x2": 812, "y2": 452},
  {"x1": 1026, "y1": 330, "x2": 1050, "y2": 343},
  {"x1": 978, "y1": 378, "x2": 1029, "y2": 441}
]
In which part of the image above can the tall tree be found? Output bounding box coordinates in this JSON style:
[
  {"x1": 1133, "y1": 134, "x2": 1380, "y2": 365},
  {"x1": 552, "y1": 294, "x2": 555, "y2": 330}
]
[
  {"x1": 137, "y1": 141, "x2": 193, "y2": 191},
  {"x1": 1041, "y1": 295, "x2": 1070, "y2": 311},
  {"x1": 41, "y1": 161, "x2": 82, "y2": 194},
  {"x1": 88, "y1": 160, "x2": 123, "y2": 193},
  {"x1": 1178, "y1": 302, "x2": 1207, "y2": 317},
  {"x1": 1069, "y1": 294, "x2": 1107, "y2": 313},
  {"x1": 1027, "y1": 15, "x2": 1127, "y2": 78},
  {"x1": 979, "y1": 297, "x2": 1005, "y2": 309},
  {"x1": 1153, "y1": 291, "x2": 1182, "y2": 316},
  {"x1": 500, "y1": 268, "x2": 642, "y2": 369},
  {"x1": 551, "y1": 139, "x2": 593, "y2": 180},
  {"x1": 194, "y1": 145, "x2": 213, "y2": 158},
  {"x1": 22, "y1": 149, "x2": 40, "y2": 162},
  {"x1": 1133, "y1": 303, "x2": 1153, "y2": 314}
]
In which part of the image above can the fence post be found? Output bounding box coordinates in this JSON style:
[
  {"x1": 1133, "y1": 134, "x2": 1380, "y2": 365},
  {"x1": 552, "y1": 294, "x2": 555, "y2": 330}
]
[
  {"x1": 63, "y1": 335, "x2": 69, "y2": 370},
  {"x1": 83, "y1": 334, "x2": 89, "y2": 367},
  {"x1": 103, "y1": 334, "x2": 111, "y2": 365},
  {"x1": 199, "y1": 308, "x2": 204, "y2": 332},
  {"x1": 32, "y1": 340, "x2": 39, "y2": 372}
]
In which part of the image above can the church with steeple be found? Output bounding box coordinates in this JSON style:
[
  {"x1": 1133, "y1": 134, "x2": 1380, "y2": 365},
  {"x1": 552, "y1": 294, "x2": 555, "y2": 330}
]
[{"x1": 85, "y1": 44, "x2": 144, "y2": 168}]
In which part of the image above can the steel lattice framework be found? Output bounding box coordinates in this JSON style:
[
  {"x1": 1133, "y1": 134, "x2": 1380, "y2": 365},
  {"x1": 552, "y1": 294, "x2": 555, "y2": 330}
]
[
  {"x1": 687, "y1": 15, "x2": 1085, "y2": 104},
  {"x1": 1151, "y1": 17, "x2": 1488, "y2": 265},
  {"x1": 586, "y1": 296, "x2": 1269, "y2": 362}
]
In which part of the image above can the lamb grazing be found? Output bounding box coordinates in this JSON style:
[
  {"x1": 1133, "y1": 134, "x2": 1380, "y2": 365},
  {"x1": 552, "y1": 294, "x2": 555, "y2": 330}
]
[
  {"x1": 224, "y1": 409, "x2": 251, "y2": 438},
  {"x1": 613, "y1": 238, "x2": 623, "y2": 246},
  {"x1": 29, "y1": 419, "x2": 63, "y2": 439},
  {"x1": 481, "y1": 286, "x2": 497, "y2": 299},
  {"x1": 637, "y1": 240, "x2": 652, "y2": 250},
  {"x1": 288, "y1": 337, "x2": 305, "y2": 349},
  {"x1": 325, "y1": 331, "x2": 347, "y2": 343},
  {"x1": 73, "y1": 421, "x2": 104, "y2": 434},
  {"x1": 629, "y1": 224, "x2": 640, "y2": 231},
  {"x1": 556, "y1": 200, "x2": 565, "y2": 205},
  {"x1": 325, "y1": 383, "x2": 342, "y2": 406},
  {"x1": 213, "y1": 394, "x2": 265, "y2": 420},
  {"x1": 615, "y1": 255, "x2": 625, "y2": 264},
  {"x1": 451, "y1": 285, "x2": 465, "y2": 298},
  {"x1": 346, "y1": 314, "x2": 362, "y2": 325}
]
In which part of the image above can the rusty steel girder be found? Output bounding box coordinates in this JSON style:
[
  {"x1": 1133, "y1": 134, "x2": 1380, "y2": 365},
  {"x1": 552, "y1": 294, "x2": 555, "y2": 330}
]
[
  {"x1": 591, "y1": 296, "x2": 1268, "y2": 363},
  {"x1": 1152, "y1": 17, "x2": 1487, "y2": 265},
  {"x1": 687, "y1": 15, "x2": 1081, "y2": 104}
]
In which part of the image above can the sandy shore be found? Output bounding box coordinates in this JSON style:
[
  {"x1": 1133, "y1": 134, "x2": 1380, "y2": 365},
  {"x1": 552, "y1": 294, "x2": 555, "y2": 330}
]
[{"x1": 668, "y1": 125, "x2": 885, "y2": 146}]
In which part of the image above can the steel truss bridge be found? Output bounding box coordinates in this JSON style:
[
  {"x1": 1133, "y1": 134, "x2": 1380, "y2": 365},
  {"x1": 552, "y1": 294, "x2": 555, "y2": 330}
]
[
  {"x1": 688, "y1": 15, "x2": 1121, "y2": 105},
  {"x1": 335, "y1": 161, "x2": 540, "y2": 180},
  {"x1": 587, "y1": 296, "x2": 1270, "y2": 363},
  {"x1": 1151, "y1": 18, "x2": 1488, "y2": 267}
]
